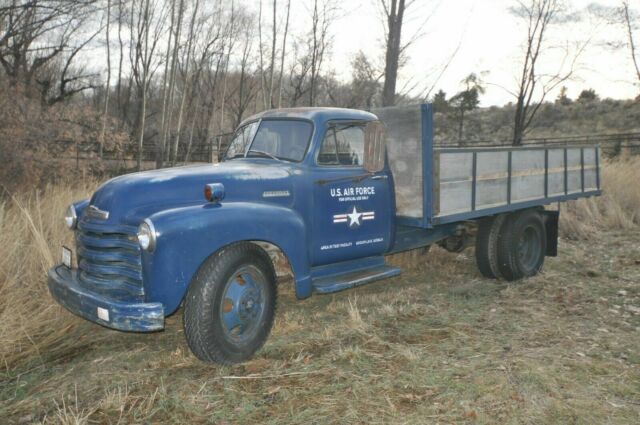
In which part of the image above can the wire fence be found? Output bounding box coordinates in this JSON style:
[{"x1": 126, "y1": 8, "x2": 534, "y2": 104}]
[
  {"x1": 50, "y1": 130, "x2": 640, "y2": 171},
  {"x1": 438, "y1": 133, "x2": 640, "y2": 159}
]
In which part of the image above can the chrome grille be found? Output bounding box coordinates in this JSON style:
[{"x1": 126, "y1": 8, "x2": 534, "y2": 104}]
[{"x1": 76, "y1": 225, "x2": 144, "y2": 300}]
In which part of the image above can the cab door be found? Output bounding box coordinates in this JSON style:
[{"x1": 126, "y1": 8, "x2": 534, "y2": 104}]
[{"x1": 310, "y1": 122, "x2": 392, "y2": 266}]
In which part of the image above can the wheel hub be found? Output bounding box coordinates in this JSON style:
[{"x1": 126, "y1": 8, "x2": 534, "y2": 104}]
[{"x1": 219, "y1": 267, "x2": 266, "y2": 342}]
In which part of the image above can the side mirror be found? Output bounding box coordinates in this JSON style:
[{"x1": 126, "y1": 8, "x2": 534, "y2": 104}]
[{"x1": 363, "y1": 121, "x2": 386, "y2": 173}]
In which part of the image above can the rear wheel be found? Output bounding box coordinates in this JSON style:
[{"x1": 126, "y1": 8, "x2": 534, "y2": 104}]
[
  {"x1": 184, "y1": 242, "x2": 277, "y2": 364},
  {"x1": 496, "y1": 209, "x2": 546, "y2": 281},
  {"x1": 475, "y1": 214, "x2": 507, "y2": 279}
]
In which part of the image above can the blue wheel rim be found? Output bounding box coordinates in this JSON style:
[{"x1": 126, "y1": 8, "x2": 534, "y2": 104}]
[{"x1": 219, "y1": 265, "x2": 267, "y2": 344}]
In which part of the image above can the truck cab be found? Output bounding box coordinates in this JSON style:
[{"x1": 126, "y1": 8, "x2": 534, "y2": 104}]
[{"x1": 48, "y1": 105, "x2": 601, "y2": 364}]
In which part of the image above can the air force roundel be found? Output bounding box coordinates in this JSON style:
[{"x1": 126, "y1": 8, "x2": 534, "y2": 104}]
[{"x1": 333, "y1": 206, "x2": 375, "y2": 229}]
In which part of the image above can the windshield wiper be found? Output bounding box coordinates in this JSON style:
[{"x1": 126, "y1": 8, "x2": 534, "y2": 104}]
[{"x1": 246, "y1": 149, "x2": 282, "y2": 161}]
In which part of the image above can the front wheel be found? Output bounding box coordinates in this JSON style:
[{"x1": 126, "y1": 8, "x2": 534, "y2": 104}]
[
  {"x1": 184, "y1": 242, "x2": 277, "y2": 364},
  {"x1": 497, "y1": 209, "x2": 547, "y2": 281}
]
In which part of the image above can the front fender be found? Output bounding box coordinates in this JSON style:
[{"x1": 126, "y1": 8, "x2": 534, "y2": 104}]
[{"x1": 144, "y1": 202, "x2": 311, "y2": 315}]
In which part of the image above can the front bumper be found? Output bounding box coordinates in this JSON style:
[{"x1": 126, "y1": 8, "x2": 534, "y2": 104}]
[{"x1": 48, "y1": 265, "x2": 164, "y2": 332}]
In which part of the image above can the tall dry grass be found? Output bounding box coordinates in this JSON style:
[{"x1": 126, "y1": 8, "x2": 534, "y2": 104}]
[
  {"x1": 561, "y1": 158, "x2": 640, "y2": 239},
  {"x1": 0, "y1": 159, "x2": 637, "y2": 373},
  {"x1": 0, "y1": 182, "x2": 97, "y2": 372}
]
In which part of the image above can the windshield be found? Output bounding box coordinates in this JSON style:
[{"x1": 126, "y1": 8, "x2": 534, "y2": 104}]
[
  {"x1": 225, "y1": 119, "x2": 313, "y2": 162},
  {"x1": 225, "y1": 121, "x2": 259, "y2": 159}
]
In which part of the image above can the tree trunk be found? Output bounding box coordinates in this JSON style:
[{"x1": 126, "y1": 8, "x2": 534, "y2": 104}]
[
  {"x1": 382, "y1": 0, "x2": 405, "y2": 107},
  {"x1": 116, "y1": 0, "x2": 124, "y2": 125},
  {"x1": 99, "y1": 0, "x2": 111, "y2": 158},
  {"x1": 268, "y1": 0, "x2": 277, "y2": 108},
  {"x1": 171, "y1": 0, "x2": 199, "y2": 166},
  {"x1": 277, "y1": 0, "x2": 291, "y2": 108},
  {"x1": 157, "y1": 0, "x2": 175, "y2": 168},
  {"x1": 137, "y1": 0, "x2": 151, "y2": 172},
  {"x1": 164, "y1": 0, "x2": 185, "y2": 164}
]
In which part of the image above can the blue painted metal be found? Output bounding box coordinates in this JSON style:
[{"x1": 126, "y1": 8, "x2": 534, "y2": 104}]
[
  {"x1": 507, "y1": 151, "x2": 513, "y2": 204},
  {"x1": 311, "y1": 256, "x2": 400, "y2": 294},
  {"x1": 580, "y1": 148, "x2": 585, "y2": 193},
  {"x1": 389, "y1": 223, "x2": 458, "y2": 254},
  {"x1": 544, "y1": 149, "x2": 549, "y2": 198},
  {"x1": 564, "y1": 148, "x2": 569, "y2": 195},
  {"x1": 48, "y1": 265, "x2": 164, "y2": 331},
  {"x1": 47, "y1": 104, "x2": 603, "y2": 337},
  {"x1": 421, "y1": 103, "x2": 435, "y2": 229},
  {"x1": 471, "y1": 152, "x2": 477, "y2": 211},
  {"x1": 595, "y1": 146, "x2": 601, "y2": 189},
  {"x1": 220, "y1": 268, "x2": 266, "y2": 342}
]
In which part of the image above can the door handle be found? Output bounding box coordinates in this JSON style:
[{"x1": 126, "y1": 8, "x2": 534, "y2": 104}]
[{"x1": 371, "y1": 175, "x2": 388, "y2": 180}]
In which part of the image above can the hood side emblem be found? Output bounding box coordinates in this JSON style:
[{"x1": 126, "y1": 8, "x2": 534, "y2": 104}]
[
  {"x1": 86, "y1": 205, "x2": 110, "y2": 220},
  {"x1": 262, "y1": 190, "x2": 290, "y2": 198}
]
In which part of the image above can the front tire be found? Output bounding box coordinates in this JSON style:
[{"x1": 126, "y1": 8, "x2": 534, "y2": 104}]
[
  {"x1": 184, "y1": 242, "x2": 277, "y2": 364},
  {"x1": 496, "y1": 209, "x2": 546, "y2": 281}
]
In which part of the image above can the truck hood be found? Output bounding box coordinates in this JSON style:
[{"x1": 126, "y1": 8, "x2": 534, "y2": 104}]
[{"x1": 87, "y1": 160, "x2": 295, "y2": 226}]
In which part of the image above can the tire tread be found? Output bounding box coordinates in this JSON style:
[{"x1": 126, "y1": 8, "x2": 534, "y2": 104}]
[{"x1": 183, "y1": 242, "x2": 277, "y2": 365}]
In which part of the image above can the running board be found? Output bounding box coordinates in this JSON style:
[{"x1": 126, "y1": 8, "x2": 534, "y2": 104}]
[{"x1": 311, "y1": 256, "x2": 401, "y2": 294}]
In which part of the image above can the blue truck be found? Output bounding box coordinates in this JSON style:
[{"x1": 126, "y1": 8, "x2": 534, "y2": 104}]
[{"x1": 48, "y1": 104, "x2": 601, "y2": 364}]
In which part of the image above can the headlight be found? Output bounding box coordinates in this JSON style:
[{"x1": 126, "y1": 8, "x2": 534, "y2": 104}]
[
  {"x1": 64, "y1": 204, "x2": 77, "y2": 229},
  {"x1": 137, "y1": 219, "x2": 157, "y2": 252}
]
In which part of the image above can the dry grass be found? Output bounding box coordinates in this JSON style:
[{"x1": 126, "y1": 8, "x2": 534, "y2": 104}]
[
  {"x1": 0, "y1": 160, "x2": 639, "y2": 424},
  {"x1": 561, "y1": 158, "x2": 640, "y2": 239},
  {"x1": 0, "y1": 182, "x2": 97, "y2": 372}
]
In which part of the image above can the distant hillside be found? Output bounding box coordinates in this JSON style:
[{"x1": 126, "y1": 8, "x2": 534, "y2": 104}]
[{"x1": 434, "y1": 99, "x2": 640, "y2": 145}]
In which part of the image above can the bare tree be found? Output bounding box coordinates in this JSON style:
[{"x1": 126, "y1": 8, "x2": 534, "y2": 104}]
[
  {"x1": 219, "y1": 0, "x2": 237, "y2": 133},
  {"x1": 184, "y1": 7, "x2": 225, "y2": 162},
  {"x1": 288, "y1": 40, "x2": 311, "y2": 106},
  {"x1": 257, "y1": 0, "x2": 267, "y2": 108},
  {"x1": 99, "y1": 0, "x2": 112, "y2": 158},
  {"x1": 159, "y1": 0, "x2": 184, "y2": 165},
  {"x1": 155, "y1": 0, "x2": 174, "y2": 167},
  {"x1": 267, "y1": 0, "x2": 277, "y2": 107},
  {"x1": 510, "y1": 0, "x2": 585, "y2": 145},
  {"x1": 622, "y1": 1, "x2": 640, "y2": 90},
  {"x1": 380, "y1": 0, "x2": 406, "y2": 106},
  {"x1": 277, "y1": 0, "x2": 291, "y2": 108},
  {"x1": 307, "y1": 0, "x2": 334, "y2": 106},
  {"x1": 116, "y1": 0, "x2": 125, "y2": 121},
  {"x1": 171, "y1": 0, "x2": 200, "y2": 165},
  {"x1": 129, "y1": 0, "x2": 165, "y2": 170},
  {"x1": 0, "y1": 0, "x2": 100, "y2": 103},
  {"x1": 348, "y1": 50, "x2": 382, "y2": 109},
  {"x1": 229, "y1": 14, "x2": 258, "y2": 128}
]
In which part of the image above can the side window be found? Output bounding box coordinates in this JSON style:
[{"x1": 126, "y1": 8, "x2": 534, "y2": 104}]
[
  {"x1": 335, "y1": 125, "x2": 364, "y2": 166},
  {"x1": 317, "y1": 124, "x2": 365, "y2": 166},
  {"x1": 318, "y1": 128, "x2": 338, "y2": 165}
]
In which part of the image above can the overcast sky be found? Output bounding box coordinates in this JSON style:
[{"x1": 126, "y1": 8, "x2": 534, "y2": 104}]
[{"x1": 301, "y1": 0, "x2": 638, "y2": 106}]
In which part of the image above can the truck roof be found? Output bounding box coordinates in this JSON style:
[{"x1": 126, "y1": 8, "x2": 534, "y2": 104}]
[{"x1": 241, "y1": 107, "x2": 378, "y2": 128}]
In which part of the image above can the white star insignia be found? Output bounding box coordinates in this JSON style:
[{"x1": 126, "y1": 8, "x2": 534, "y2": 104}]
[{"x1": 347, "y1": 206, "x2": 362, "y2": 227}]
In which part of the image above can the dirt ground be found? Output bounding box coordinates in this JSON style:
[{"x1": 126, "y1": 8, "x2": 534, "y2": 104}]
[{"x1": 2, "y1": 228, "x2": 639, "y2": 424}]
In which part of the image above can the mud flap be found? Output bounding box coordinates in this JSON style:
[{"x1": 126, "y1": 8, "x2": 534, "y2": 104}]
[{"x1": 543, "y1": 210, "x2": 559, "y2": 257}]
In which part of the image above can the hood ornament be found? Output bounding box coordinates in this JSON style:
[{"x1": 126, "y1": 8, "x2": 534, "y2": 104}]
[{"x1": 86, "y1": 205, "x2": 109, "y2": 220}]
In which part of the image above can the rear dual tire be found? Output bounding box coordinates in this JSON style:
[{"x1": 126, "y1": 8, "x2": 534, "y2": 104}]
[
  {"x1": 475, "y1": 214, "x2": 507, "y2": 279},
  {"x1": 476, "y1": 209, "x2": 546, "y2": 282}
]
